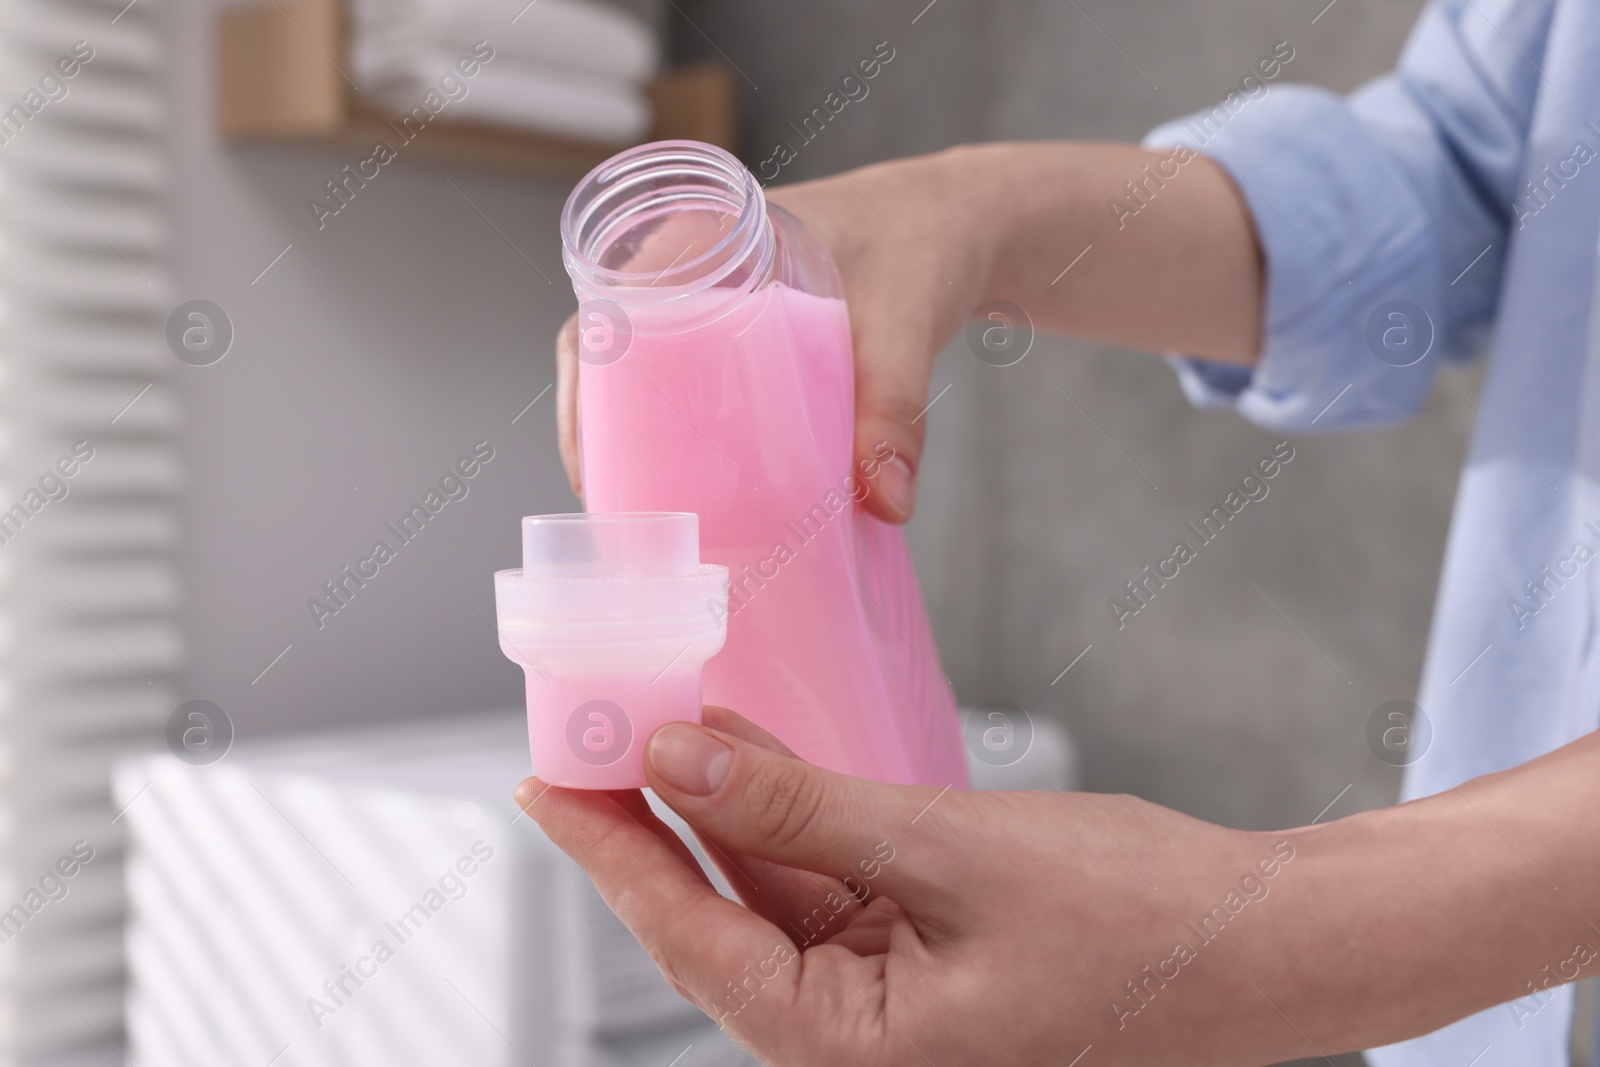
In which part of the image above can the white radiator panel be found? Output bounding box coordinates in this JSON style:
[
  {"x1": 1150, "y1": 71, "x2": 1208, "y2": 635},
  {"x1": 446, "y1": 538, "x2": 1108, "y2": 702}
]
[
  {"x1": 0, "y1": 0, "x2": 176, "y2": 1058},
  {"x1": 116, "y1": 713, "x2": 755, "y2": 1067}
]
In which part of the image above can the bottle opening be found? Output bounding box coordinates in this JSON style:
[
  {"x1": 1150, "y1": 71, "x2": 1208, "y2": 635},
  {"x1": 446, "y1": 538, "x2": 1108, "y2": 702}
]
[{"x1": 561, "y1": 140, "x2": 772, "y2": 302}]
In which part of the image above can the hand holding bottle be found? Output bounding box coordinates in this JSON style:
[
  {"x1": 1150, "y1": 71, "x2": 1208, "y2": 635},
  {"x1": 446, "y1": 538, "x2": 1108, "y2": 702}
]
[
  {"x1": 555, "y1": 150, "x2": 995, "y2": 523},
  {"x1": 556, "y1": 143, "x2": 1264, "y2": 525}
]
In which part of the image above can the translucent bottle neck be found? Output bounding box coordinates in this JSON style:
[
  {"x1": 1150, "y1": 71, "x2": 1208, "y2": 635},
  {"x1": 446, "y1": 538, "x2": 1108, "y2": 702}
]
[{"x1": 560, "y1": 140, "x2": 775, "y2": 306}]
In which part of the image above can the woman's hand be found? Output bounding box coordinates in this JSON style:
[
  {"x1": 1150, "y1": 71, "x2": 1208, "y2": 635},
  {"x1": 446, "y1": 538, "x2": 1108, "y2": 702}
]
[
  {"x1": 516, "y1": 707, "x2": 1332, "y2": 1066},
  {"x1": 521, "y1": 708, "x2": 1600, "y2": 1063}
]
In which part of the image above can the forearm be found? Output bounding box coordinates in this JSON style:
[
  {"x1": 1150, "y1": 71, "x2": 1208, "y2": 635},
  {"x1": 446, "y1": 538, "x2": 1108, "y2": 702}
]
[
  {"x1": 952, "y1": 141, "x2": 1264, "y2": 365},
  {"x1": 1241, "y1": 731, "x2": 1600, "y2": 1055}
]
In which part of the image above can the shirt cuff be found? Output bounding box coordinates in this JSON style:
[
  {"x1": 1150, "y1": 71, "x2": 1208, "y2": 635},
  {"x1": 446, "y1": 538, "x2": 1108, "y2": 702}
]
[{"x1": 1144, "y1": 84, "x2": 1440, "y2": 432}]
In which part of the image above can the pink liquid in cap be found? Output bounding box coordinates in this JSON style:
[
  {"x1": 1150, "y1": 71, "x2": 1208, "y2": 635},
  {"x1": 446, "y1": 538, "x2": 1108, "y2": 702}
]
[{"x1": 494, "y1": 512, "x2": 728, "y2": 789}]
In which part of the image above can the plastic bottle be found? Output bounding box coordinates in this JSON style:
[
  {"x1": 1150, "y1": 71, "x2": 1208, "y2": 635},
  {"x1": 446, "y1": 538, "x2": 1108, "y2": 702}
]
[
  {"x1": 560, "y1": 140, "x2": 967, "y2": 789},
  {"x1": 494, "y1": 511, "x2": 728, "y2": 788}
]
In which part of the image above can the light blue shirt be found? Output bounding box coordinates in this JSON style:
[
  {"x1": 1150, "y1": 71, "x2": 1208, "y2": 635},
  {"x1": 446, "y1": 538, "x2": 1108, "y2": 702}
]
[{"x1": 1145, "y1": 1, "x2": 1600, "y2": 1063}]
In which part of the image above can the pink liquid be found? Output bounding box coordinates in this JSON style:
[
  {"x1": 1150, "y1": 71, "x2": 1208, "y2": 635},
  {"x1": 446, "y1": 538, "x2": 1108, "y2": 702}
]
[
  {"x1": 580, "y1": 283, "x2": 967, "y2": 788},
  {"x1": 523, "y1": 664, "x2": 702, "y2": 789}
]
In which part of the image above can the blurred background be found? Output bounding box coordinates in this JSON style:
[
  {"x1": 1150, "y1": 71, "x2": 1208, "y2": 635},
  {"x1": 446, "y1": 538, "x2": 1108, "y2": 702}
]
[{"x1": 6, "y1": 0, "x2": 1499, "y2": 1063}]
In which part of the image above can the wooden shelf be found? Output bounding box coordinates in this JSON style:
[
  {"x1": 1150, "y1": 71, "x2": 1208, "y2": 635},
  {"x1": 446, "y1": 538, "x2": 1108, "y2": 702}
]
[{"x1": 217, "y1": 0, "x2": 737, "y2": 179}]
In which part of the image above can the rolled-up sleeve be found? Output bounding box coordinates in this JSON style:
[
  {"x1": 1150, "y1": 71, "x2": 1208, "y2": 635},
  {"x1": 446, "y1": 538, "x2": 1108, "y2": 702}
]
[{"x1": 1144, "y1": 0, "x2": 1548, "y2": 431}]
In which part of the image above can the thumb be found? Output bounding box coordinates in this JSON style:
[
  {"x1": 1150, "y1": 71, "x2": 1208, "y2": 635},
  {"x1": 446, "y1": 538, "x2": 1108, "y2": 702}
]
[
  {"x1": 851, "y1": 319, "x2": 932, "y2": 525},
  {"x1": 643, "y1": 722, "x2": 955, "y2": 908}
]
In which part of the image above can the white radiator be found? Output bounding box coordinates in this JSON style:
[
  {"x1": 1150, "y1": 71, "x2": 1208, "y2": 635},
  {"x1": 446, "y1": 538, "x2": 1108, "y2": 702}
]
[
  {"x1": 114, "y1": 712, "x2": 754, "y2": 1067},
  {"x1": 0, "y1": 0, "x2": 176, "y2": 1058}
]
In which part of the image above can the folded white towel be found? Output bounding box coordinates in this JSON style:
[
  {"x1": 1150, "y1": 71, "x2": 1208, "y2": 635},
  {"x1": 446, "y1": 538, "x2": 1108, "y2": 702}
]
[
  {"x1": 349, "y1": 0, "x2": 660, "y2": 87},
  {"x1": 356, "y1": 50, "x2": 651, "y2": 144}
]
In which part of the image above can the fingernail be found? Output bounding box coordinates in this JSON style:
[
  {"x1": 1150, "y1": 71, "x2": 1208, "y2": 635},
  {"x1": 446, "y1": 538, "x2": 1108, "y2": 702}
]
[
  {"x1": 648, "y1": 725, "x2": 734, "y2": 796},
  {"x1": 876, "y1": 455, "x2": 916, "y2": 521}
]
